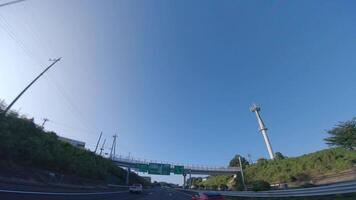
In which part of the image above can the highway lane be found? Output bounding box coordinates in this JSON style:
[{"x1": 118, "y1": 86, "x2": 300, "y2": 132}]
[{"x1": 0, "y1": 187, "x2": 192, "y2": 200}]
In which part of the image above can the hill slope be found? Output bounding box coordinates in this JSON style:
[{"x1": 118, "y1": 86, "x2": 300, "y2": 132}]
[
  {"x1": 196, "y1": 148, "x2": 356, "y2": 190},
  {"x1": 0, "y1": 108, "x2": 147, "y2": 186}
]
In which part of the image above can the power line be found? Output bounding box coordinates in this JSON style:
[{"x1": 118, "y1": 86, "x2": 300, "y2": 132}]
[
  {"x1": 0, "y1": 0, "x2": 26, "y2": 8},
  {"x1": 0, "y1": 13, "x2": 44, "y2": 67},
  {"x1": 4, "y1": 58, "x2": 61, "y2": 114},
  {"x1": 48, "y1": 120, "x2": 98, "y2": 135},
  {"x1": 0, "y1": 12, "x2": 97, "y2": 133},
  {"x1": 12, "y1": 4, "x2": 92, "y2": 129}
]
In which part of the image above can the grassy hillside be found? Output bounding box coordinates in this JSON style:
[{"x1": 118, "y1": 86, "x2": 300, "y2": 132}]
[
  {"x1": 245, "y1": 148, "x2": 356, "y2": 184},
  {"x1": 196, "y1": 148, "x2": 356, "y2": 189},
  {"x1": 0, "y1": 107, "x2": 147, "y2": 186}
]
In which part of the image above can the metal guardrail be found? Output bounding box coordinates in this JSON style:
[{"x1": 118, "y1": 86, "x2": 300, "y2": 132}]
[{"x1": 182, "y1": 181, "x2": 356, "y2": 197}]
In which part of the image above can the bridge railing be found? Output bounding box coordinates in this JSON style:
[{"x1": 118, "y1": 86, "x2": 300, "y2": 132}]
[{"x1": 111, "y1": 155, "x2": 240, "y2": 172}]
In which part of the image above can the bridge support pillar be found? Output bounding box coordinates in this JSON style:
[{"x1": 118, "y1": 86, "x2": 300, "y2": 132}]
[
  {"x1": 183, "y1": 173, "x2": 187, "y2": 188},
  {"x1": 189, "y1": 171, "x2": 192, "y2": 189},
  {"x1": 126, "y1": 167, "x2": 131, "y2": 185}
]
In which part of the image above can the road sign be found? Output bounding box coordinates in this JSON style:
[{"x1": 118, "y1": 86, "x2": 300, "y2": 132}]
[
  {"x1": 136, "y1": 163, "x2": 149, "y2": 172},
  {"x1": 161, "y1": 164, "x2": 171, "y2": 175},
  {"x1": 174, "y1": 165, "x2": 184, "y2": 174},
  {"x1": 148, "y1": 163, "x2": 171, "y2": 175},
  {"x1": 148, "y1": 163, "x2": 161, "y2": 175}
]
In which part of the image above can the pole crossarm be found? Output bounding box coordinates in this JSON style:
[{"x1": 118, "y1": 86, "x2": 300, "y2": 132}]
[{"x1": 4, "y1": 58, "x2": 61, "y2": 114}]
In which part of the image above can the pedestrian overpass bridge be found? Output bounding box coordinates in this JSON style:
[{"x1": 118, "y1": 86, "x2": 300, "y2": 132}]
[{"x1": 111, "y1": 155, "x2": 240, "y2": 186}]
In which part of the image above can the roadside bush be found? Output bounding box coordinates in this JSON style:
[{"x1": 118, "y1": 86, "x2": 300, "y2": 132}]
[
  {"x1": 251, "y1": 180, "x2": 271, "y2": 191},
  {"x1": 219, "y1": 184, "x2": 228, "y2": 191}
]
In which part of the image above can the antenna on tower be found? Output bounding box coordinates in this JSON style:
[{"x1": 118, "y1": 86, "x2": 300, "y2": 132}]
[{"x1": 250, "y1": 103, "x2": 275, "y2": 160}]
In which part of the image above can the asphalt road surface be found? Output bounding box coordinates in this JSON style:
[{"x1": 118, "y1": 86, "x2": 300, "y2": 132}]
[{"x1": 0, "y1": 187, "x2": 192, "y2": 200}]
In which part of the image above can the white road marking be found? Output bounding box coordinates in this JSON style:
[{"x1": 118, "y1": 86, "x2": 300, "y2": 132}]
[{"x1": 0, "y1": 189, "x2": 129, "y2": 195}]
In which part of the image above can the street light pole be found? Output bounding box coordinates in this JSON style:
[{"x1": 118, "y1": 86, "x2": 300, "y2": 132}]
[{"x1": 3, "y1": 58, "x2": 61, "y2": 114}]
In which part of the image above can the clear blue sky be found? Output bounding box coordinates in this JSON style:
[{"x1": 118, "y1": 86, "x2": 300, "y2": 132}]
[{"x1": 1, "y1": 0, "x2": 356, "y2": 184}]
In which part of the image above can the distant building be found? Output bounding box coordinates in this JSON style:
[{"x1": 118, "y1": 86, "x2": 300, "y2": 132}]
[{"x1": 58, "y1": 136, "x2": 85, "y2": 149}]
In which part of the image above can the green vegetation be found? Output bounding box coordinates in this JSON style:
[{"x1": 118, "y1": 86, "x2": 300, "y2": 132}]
[
  {"x1": 196, "y1": 148, "x2": 356, "y2": 190},
  {"x1": 274, "y1": 152, "x2": 286, "y2": 160},
  {"x1": 225, "y1": 193, "x2": 356, "y2": 200},
  {"x1": 193, "y1": 176, "x2": 232, "y2": 190},
  {"x1": 325, "y1": 118, "x2": 356, "y2": 150},
  {"x1": 198, "y1": 118, "x2": 356, "y2": 190},
  {"x1": 0, "y1": 104, "x2": 147, "y2": 185},
  {"x1": 251, "y1": 180, "x2": 271, "y2": 191},
  {"x1": 245, "y1": 147, "x2": 356, "y2": 184},
  {"x1": 229, "y1": 154, "x2": 249, "y2": 168}
]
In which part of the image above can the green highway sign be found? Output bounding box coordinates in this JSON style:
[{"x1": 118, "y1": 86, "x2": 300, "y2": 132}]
[
  {"x1": 174, "y1": 165, "x2": 184, "y2": 174},
  {"x1": 161, "y1": 164, "x2": 171, "y2": 175},
  {"x1": 148, "y1": 163, "x2": 161, "y2": 175},
  {"x1": 148, "y1": 163, "x2": 171, "y2": 175},
  {"x1": 136, "y1": 163, "x2": 149, "y2": 172}
]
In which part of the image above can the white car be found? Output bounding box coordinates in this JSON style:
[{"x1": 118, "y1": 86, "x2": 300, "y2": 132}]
[{"x1": 129, "y1": 184, "x2": 143, "y2": 193}]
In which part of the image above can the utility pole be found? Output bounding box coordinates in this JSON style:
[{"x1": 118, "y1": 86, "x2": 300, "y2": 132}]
[
  {"x1": 110, "y1": 134, "x2": 118, "y2": 159},
  {"x1": 99, "y1": 139, "x2": 106, "y2": 156},
  {"x1": 3, "y1": 58, "x2": 61, "y2": 114},
  {"x1": 126, "y1": 167, "x2": 131, "y2": 185},
  {"x1": 238, "y1": 156, "x2": 247, "y2": 191},
  {"x1": 250, "y1": 103, "x2": 275, "y2": 160},
  {"x1": 41, "y1": 118, "x2": 49, "y2": 129},
  {"x1": 94, "y1": 132, "x2": 103, "y2": 154}
]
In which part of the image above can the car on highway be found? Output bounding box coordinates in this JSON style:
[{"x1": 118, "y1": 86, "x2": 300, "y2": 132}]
[
  {"x1": 129, "y1": 184, "x2": 143, "y2": 193},
  {"x1": 192, "y1": 192, "x2": 225, "y2": 200}
]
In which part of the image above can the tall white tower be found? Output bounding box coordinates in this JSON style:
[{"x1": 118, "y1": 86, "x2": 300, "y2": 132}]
[{"x1": 250, "y1": 104, "x2": 275, "y2": 160}]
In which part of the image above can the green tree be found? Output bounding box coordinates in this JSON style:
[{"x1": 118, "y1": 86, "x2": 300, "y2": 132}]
[
  {"x1": 229, "y1": 155, "x2": 249, "y2": 168},
  {"x1": 325, "y1": 118, "x2": 356, "y2": 150},
  {"x1": 275, "y1": 152, "x2": 286, "y2": 160},
  {"x1": 256, "y1": 157, "x2": 267, "y2": 165}
]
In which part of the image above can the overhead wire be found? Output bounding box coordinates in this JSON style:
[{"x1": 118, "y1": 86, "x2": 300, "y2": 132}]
[
  {"x1": 21, "y1": 3, "x2": 98, "y2": 132},
  {"x1": 0, "y1": 5, "x2": 100, "y2": 140}
]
